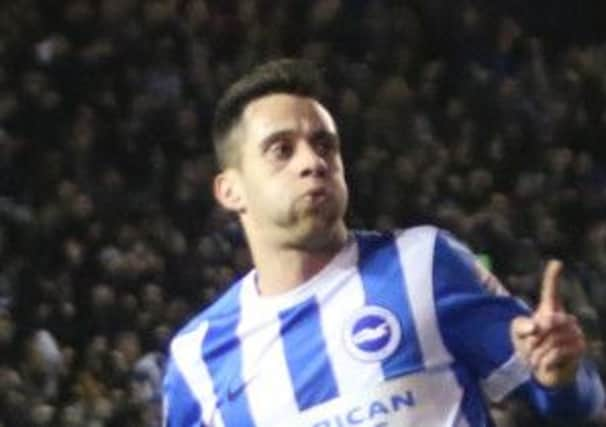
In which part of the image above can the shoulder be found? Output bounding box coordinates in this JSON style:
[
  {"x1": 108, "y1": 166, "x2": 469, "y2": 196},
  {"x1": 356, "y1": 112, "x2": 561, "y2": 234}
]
[
  {"x1": 394, "y1": 225, "x2": 441, "y2": 249},
  {"x1": 353, "y1": 226, "x2": 451, "y2": 279},
  {"x1": 353, "y1": 225, "x2": 446, "y2": 268},
  {"x1": 354, "y1": 225, "x2": 440, "y2": 249},
  {"x1": 354, "y1": 225, "x2": 499, "y2": 291},
  {"x1": 169, "y1": 275, "x2": 248, "y2": 353},
  {"x1": 354, "y1": 225, "x2": 476, "y2": 259}
]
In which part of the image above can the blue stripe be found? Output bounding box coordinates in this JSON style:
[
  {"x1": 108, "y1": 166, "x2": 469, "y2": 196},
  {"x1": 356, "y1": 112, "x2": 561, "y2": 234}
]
[
  {"x1": 179, "y1": 282, "x2": 245, "y2": 337},
  {"x1": 202, "y1": 305, "x2": 255, "y2": 427},
  {"x1": 279, "y1": 297, "x2": 339, "y2": 410},
  {"x1": 163, "y1": 358, "x2": 202, "y2": 427},
  {"x1": 513, "y1": 360, "x2": 604, "y2": 420},
  {"x1": 452, "y1": 363, "x2": 493, "y2": 427},
  {"x1": 356, "y1": 231, "x2": 424, "y2": 377},
  {"x1": 165, "y1": 282, "x2": 248, "y2": 427}
]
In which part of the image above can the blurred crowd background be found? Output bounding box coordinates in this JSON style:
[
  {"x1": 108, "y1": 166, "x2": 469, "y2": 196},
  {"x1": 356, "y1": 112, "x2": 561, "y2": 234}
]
[{"x1": 1, "y1": 0, "x2": 606, "y2": 426}]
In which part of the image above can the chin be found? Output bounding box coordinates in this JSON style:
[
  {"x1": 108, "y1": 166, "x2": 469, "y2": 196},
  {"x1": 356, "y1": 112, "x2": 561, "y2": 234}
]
[
  {"x1": 280, "y1": 193, "x2": 348, "y2": 251},
  {"x1": 290, "y1": 216, "x2": 347, "y2": 252}
]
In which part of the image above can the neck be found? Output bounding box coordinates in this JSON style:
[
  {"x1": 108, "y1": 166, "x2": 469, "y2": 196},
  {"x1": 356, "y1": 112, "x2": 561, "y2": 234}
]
[{"x1": 246, "y1": 227, "x2": 348, "y2": 296}]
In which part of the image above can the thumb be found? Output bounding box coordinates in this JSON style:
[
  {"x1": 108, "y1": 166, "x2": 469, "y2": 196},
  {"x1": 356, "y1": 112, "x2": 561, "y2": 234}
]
[{"x1": 537, "y1": 259, "x2": 563, "y2": 314}]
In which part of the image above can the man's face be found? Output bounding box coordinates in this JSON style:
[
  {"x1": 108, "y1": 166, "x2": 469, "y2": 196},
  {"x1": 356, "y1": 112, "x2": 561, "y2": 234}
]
[{"x1": 223, "y1": 93, "x2": 348, "y2": 250}]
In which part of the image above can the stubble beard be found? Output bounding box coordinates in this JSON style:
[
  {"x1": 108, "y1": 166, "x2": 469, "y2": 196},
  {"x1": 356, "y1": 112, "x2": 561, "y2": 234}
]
[{"x1": 282, "y1": 193, "x2": 348, "y2": 252}]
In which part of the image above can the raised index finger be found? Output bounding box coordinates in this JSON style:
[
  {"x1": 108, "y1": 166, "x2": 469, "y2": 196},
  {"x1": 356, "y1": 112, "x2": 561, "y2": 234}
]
[{"x1": 538, "y1": 259, "x2": 563, "y2": 313}]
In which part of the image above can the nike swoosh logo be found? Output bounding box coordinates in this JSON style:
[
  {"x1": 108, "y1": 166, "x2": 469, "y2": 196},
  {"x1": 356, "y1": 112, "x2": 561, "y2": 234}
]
[
  {"x1": 227, "y1": 383, "x2": 245, "y2": 401},
  {"x1": 223, "y1": 336, "x2": 280, "y2": 404},
  {"x1": 227, "y1": 373, "x2": 256, "y2": 401}
]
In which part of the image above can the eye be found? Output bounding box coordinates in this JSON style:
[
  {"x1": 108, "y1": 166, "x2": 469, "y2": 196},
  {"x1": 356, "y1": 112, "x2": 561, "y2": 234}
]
[
  {"x1": 268, "y1": 138, "x2": 293, "y2": 160},
  {"x1": 312, "y1": 133, "x2": 338, "y2": 157}
]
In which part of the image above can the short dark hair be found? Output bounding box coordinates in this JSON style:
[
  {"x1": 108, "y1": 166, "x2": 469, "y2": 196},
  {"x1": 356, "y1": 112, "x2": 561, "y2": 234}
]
[{"x1": 212, "y1": 58, "x2": 324, "y2": 169}]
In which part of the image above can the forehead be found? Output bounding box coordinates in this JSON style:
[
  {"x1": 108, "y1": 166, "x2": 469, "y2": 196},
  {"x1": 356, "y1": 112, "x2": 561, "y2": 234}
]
[{"x1": 240, "y1": 93, "x2": 337, "y2": 139}]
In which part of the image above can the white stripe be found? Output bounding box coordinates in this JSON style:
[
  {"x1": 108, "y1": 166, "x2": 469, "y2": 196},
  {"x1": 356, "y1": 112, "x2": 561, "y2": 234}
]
[
  {"x1": 590, "y1": 366, "x2": 606, "y2": 419},
  {"x1": 316, "y1": 240, "x2": 385, "y2": 395},
  {"x1": 481, "y1": 353, "x2": 531, "y2": 402},
  {"x1": 237, "y1": 274, "x2": 299, "y2": 426},
  {"x1": 455, "y1": 412, "x2": 471, "y2": 427},
  {"x1": 296, "y1": 366, "x2": 465, "y2": 427},
  {"x1": 171, "y1": 322, "x2": 225, "y2": 427},
  {"x1": 395, "y1": 226, "x2": 454, "y2": 368},
  {"x1": 576, "y1": 362, "x2": 606, "y2": 421}
]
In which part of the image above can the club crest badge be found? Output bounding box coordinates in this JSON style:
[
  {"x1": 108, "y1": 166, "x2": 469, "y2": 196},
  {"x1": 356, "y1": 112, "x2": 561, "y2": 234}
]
[{"x1": 343, "y1": 305, "x2": 401, "y2": 362}]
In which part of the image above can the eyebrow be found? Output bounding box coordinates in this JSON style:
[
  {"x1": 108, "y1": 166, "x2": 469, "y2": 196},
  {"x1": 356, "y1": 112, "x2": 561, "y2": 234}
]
[
  {"x1": 309, "y1": 129, "x2": 340, "y2": 144},
  {"x1": 259, "y1": 128, "x2": 340, "y2": 152},
  {"x1": 260, "y1": 129, "x2": 295, "y2": 152}
]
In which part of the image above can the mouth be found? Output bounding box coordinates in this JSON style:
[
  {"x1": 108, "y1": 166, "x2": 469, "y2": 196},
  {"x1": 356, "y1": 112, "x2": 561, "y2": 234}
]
[
  {"x1": 295, "y1": 188, "x2": 331, "y2": 213},
  {"x1": 304, "y1": 188, "x2": 329, "y2": 203}
]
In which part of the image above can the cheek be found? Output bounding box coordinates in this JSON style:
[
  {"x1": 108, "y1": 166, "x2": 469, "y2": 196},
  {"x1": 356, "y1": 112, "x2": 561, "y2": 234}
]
[
  {"x1": 334, "y1": 163, "x2": 348, "y2": 195},
  {"x1": 337, "y1": 178, "x2": 349, "y2": 205},
  {"x1": 244, "y1": 173, "x2": 290, "y2": 211},
  {"x1": 267, "y1": 179, "x2": 294, "y2": 208}
]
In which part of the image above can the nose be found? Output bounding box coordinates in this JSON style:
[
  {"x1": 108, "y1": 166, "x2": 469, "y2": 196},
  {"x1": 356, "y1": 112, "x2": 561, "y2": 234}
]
[{"x1": 296, "y1": 140, "x2": 328, "y2": 178}]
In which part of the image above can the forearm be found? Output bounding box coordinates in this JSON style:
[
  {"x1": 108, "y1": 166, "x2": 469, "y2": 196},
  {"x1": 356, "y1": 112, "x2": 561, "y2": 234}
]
[{"x1": 515, "y1": 359, "x2": 605, "y2": 420}]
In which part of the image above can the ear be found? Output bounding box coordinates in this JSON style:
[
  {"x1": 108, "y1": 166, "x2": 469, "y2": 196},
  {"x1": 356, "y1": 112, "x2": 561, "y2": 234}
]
[{"x1": 213, "y1": 169, "x2": 246, "y2": 213}]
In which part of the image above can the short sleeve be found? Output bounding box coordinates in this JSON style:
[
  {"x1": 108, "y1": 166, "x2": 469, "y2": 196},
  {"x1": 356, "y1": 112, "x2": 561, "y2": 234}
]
[{"x1": 432, "y1": 230, "x2": 531, "y2": 401}]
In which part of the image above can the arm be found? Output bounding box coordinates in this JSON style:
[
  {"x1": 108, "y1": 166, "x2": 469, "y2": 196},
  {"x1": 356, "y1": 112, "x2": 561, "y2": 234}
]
[
  {"x1": 511, "y1": 260, "x2": 605, "y2": 419},
  {"x1": 513, "y1": 358, "x2": 605, "y2": 420},
  {"x1": 432, "y1": 231, "x2": 604, "y2": 420}
]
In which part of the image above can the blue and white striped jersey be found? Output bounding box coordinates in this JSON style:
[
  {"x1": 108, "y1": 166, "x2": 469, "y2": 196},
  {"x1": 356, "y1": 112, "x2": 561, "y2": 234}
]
[{"x1": 163, "y1": 226, "x2": 605, "y2": 427}]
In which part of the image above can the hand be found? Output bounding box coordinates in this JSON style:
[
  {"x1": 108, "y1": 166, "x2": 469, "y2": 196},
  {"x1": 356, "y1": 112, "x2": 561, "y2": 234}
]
[{"x1": 511, "y1": 260, "x2": 587, "y2": 387}]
